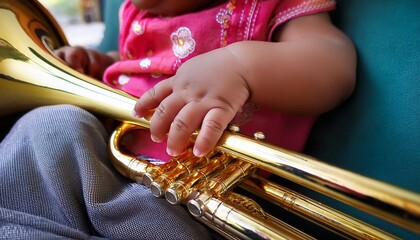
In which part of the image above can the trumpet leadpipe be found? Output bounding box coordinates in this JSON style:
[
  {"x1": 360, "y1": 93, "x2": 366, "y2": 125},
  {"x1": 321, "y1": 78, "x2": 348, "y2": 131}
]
[
  {"x1": 241, "y1": 175, "x2": 399, "y2": 239},
  {"x1": 188, "y1": 192, "x2": 315, "y2": 240},
  {"x1": 218, "y1": 133, "x2": 420, "y2": 232}
]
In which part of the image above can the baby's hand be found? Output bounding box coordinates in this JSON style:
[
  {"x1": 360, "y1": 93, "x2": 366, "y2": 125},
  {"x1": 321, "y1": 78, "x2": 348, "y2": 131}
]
[
  {"x1": 55, "y1": 46, "x2": 115, "y2": 80},
  {"x1": 133, "y1": 48, "x2": 250, "y2": 157}
]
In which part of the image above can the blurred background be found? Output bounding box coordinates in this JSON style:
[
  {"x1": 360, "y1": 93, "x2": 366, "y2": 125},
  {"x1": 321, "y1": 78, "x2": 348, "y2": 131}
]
[{"x1": 38, "y1": 0, "x2": 106, "y2": 48}]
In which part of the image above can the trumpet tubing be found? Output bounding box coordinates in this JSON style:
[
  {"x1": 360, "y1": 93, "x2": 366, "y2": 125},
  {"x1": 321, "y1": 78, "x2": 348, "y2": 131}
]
[{"x1": 1, "y1": 1, "x2": 419, "y2": 239}]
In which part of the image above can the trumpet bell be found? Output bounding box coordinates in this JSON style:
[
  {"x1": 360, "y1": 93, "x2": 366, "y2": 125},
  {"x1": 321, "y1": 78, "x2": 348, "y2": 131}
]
[{"x1": 0, "y1": 0, "x2": 146, "y2": 128}]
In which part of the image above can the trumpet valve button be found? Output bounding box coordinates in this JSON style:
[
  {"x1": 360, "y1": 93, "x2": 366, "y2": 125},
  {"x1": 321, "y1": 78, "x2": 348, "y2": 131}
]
[
  {"x1": 165, "y1": 188, "x2": 180, "y2": 205},
  {"x1": 150, "y1": 182, "x2": 164, "y2": 197},
  {"x1": 228, "y1": 124, "x2": 240, "y2": 133},
  {"x1": 142, "y1": 173, "x2": 153, "y2": 187},
  {"x1": 253, "y1": 131, "x2": 265, "y2": 140},
  {"x1": 187, "y1": 199, "x2": 203, "y2": 217}
]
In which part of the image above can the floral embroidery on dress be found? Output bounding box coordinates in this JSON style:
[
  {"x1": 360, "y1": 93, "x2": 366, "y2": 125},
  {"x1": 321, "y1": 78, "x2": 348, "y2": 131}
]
[
  {"x1": 242, "y1": 0, "x2": 259, "y2": 41},
  {"x1": 268, "y1": 0, "x2": 335, "y2": 31},
  {"x1": 171, "y1": 27, "x2": 196, "y2": 59},
  {"x1": 173, "y1": 59, "x2": 182, "y2": 71},
  {"x1": 216, "y1": 0, "x2": 236, "y2": 46}
]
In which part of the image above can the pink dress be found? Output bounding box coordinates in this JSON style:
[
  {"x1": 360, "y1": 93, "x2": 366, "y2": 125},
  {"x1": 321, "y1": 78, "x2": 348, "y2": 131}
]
[{"x1": 103, "y1": 0, "x2": 336, "y2": 162}]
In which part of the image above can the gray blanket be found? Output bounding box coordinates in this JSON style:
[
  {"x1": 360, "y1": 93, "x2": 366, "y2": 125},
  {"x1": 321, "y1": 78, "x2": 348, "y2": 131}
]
[{"x1": 0, "y1": 105, "x2": 211, "y2": 240}]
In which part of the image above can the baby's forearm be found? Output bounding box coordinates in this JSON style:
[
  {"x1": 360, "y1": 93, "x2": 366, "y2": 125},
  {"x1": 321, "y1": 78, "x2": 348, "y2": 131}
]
[{"x1": 225, "y1": 36, "x2": 356, "y2": 115}]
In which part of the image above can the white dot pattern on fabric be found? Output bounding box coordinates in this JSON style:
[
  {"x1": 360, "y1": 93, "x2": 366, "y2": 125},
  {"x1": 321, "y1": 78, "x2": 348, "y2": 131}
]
[
  {"x1": 118, "y1": 74, "x2": 130, "y2": 85},
  {"x1": 132, "y1": 20, "x2": 144, "y2": 35},
  {"x1": 139, "y1": 58, "x2": 152, "y2": 69}
]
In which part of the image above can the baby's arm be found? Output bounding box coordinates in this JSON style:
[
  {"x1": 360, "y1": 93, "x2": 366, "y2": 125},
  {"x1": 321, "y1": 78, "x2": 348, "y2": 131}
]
[
  {"x1": 134, "y1": 12, "x2": 356, "y2": 157},
  {"x1": 55, "y1": 46, "x2": 119, "y2": 80},
  {"x1": 227, "y1": 12, "x2": 356, "y2": 115}
]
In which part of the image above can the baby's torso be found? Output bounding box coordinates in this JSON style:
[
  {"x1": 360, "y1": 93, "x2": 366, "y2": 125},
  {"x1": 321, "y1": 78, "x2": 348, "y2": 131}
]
[{"x1": 104, "y1": 0, "x2": 335, "y2": 158}]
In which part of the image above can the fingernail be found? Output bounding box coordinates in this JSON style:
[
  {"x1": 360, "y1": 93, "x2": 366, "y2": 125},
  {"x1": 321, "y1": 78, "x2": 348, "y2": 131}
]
[
  {"x1": 193, "y1": 147, "x2": 203, "y2": 157},
  {"x1": 131, "y1": 109, "x2": 138, "y2": 118},
  {"x1": 151, "y1": 135, "x2": 162, "y2": 143},
  {"x1": 144, "y1": 110, "x2": 154, "y2": 121},
  {"x1": 166, "y1": 147, "x2": 175, "y2": 156}
]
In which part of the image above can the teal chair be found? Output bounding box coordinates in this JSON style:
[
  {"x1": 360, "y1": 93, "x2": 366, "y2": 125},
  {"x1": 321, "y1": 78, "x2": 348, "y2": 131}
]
[
  {"x1": 84, "y1": 0, "x2": 420, "y2": 238},
  {"x1": 304, "y1": 0, "x2": 420, "y2": 238},
  {"x1": 96, "y1": 0, "x2": 124, "y2": 52}
]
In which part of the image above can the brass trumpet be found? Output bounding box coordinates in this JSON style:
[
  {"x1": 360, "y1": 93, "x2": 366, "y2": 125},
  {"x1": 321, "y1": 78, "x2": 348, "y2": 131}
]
[{"x1": 1, "y1": 1, "x2": 419, "y2": 239}]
